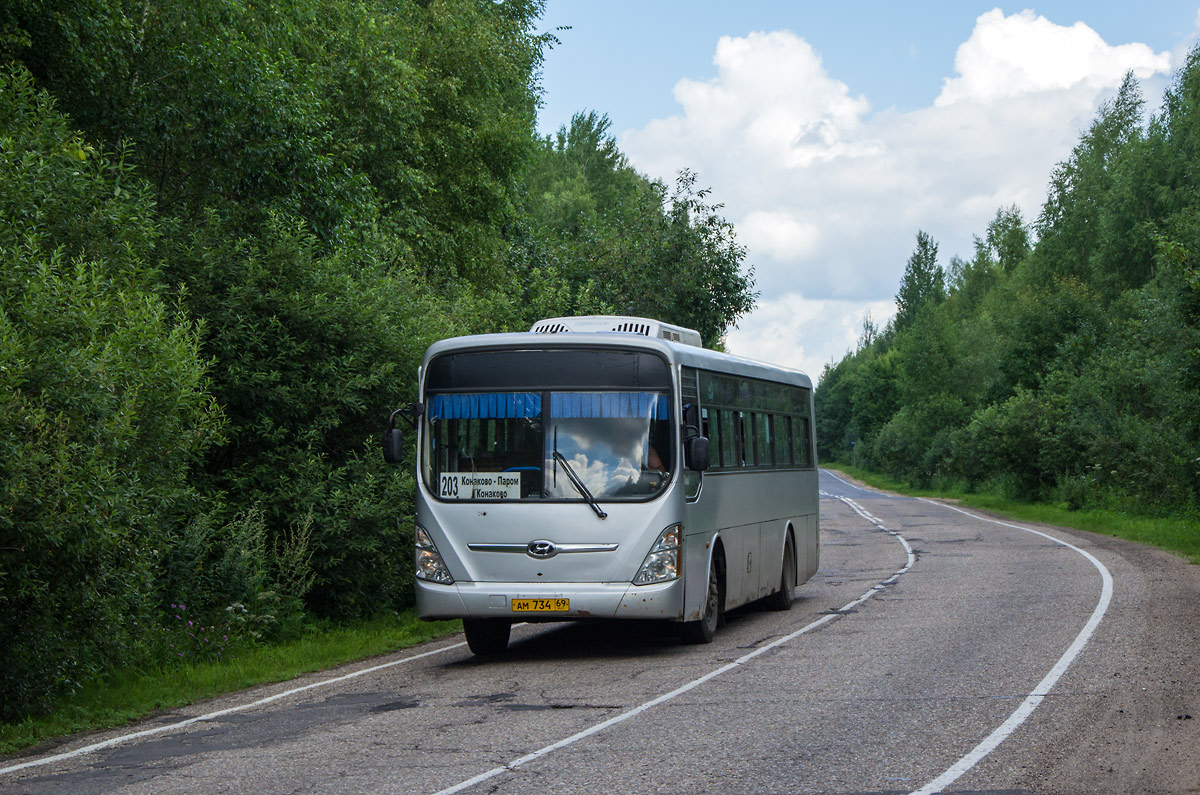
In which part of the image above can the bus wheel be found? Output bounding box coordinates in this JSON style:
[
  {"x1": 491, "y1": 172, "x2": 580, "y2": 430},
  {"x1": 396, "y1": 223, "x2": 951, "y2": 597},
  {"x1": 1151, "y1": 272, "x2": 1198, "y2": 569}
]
[
  {"x1": 683, "y1": 560, "x2": 722, "y2": 643},
  {"x1": 463, "y1": 618, "x2": 511, "y2": 655},
  {"x1": 767, "y1": 534, "x2": 796, "y2": 611}
]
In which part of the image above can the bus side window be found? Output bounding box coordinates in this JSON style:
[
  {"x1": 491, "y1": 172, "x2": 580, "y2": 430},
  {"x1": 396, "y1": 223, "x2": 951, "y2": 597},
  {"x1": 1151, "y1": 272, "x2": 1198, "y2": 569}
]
[
  {"x1": 776, "y1": 415, "x2": 794, "y2": 466},
  {"x1": 759, "y1": 414, "x2": 774, "y2": 467},
  {"x1": 733, "y1": 411, "x2": 747, "y2": 467},
  {"x1": 793, "y1": 417, "x2": 812, "y2": 467},
  {"x1": 720, "y1": 409, "x2": 736, "y2": 469},
  {"x1": 743, "y1": 412, "x2": 757, "y2": 466},
  {"x1": 702, "y1": 407, "x2": 722, "y2": 468}
]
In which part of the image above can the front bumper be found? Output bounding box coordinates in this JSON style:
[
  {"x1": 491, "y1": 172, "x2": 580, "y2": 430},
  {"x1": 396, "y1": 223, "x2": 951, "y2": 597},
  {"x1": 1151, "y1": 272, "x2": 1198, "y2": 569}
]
[{"x1": 415, "y1": 576, "x2": 685, "y2": 621}]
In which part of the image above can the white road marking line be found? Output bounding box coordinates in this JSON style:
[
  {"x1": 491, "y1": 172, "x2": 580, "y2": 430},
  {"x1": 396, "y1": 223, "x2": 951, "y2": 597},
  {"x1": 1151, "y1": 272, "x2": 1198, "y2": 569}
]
[
  {"x1": 909, "y1": 499, "x2": 1114, "y2": 795},
  {"x1": 0, "y1": 640, "x2": 468, "y2": 777},
  {"x1": 821, "y1": 468, "x2": 881, "y2": 495},
  {"x1": 835, "y1": 495, "x2": 916, "y2": 607},
  {"x1": 432, "y1": 494, "x2": 915, "y2": 795}
]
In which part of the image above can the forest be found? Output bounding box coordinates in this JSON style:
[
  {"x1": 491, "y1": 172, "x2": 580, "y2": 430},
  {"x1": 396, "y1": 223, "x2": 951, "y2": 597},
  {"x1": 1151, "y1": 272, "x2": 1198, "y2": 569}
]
[
  {"x1": 0, "y1": 0, "x2": 756, "y2": 719},
  {"x1": 816, "y1": 68, "x2": 1200, "y2": 523}
]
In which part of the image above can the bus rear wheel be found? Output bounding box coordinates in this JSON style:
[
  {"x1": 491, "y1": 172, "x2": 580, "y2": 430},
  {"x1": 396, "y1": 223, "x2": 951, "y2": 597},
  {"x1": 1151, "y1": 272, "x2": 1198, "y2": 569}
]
[
  {"x1": 463, "y1": 618, "x2": 511, "y2": 655},
  {"x1": 767, "y1": 534, "x2": 796, "y2": 611},
  {"x1": 682, "y1": 560, "x2": 722, "y2": 643}
]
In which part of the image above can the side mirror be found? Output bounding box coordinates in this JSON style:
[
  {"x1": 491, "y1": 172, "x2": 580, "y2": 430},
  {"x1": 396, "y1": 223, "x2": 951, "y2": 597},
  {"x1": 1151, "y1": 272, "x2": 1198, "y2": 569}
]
[
  {"x1": 685, "y1": 435, "x2": 710, "y2": 472},
  {"x1": 382, "y1": 427, "x2": 404, "y2": 464},
  {"x1": 382, "y1": 403, "x2": 422, "y2": 465}
]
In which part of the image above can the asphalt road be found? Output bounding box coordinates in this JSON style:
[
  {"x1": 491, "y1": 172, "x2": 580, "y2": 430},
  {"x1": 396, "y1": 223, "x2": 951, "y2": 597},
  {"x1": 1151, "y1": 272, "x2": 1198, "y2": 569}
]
[{"x1": 4, "y1": 469, "x2": 1198, "y2": 794}]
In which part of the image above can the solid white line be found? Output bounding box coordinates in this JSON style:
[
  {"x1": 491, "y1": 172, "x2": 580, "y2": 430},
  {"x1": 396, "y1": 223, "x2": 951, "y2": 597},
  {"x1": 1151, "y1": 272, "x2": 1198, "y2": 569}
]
[
  {"x1": 432, "y1": 495, "x2": 915, "y2": 795},
  {"x1": 0, "y1": 641, "x2": 468, "y2": 777},
  {"x1": 908, "y1": 499, "x2": 1114, "y2": 795},
  {"x1": 821, "y1": 468, "x2": 880, "y2": 495}
]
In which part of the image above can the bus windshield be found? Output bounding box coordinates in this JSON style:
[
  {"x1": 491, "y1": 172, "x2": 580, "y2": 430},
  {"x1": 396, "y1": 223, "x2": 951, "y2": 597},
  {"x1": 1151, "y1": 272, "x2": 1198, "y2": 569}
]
[{"x1": 424, "y1": 390, "x2": 673, "y2": 502}]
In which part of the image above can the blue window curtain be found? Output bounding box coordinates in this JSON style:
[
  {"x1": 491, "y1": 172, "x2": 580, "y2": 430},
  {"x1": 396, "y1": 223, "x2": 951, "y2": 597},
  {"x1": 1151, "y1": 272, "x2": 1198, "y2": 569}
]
[
  {"x1": 429, "y1": 392, "x2": 668, "y2": 421},
  {"x1": 550, "y1": 392, "x2": 669, "y2": 420},
  {"x1": 427, "y1": 392, "x2": 541, "y2": 420}
]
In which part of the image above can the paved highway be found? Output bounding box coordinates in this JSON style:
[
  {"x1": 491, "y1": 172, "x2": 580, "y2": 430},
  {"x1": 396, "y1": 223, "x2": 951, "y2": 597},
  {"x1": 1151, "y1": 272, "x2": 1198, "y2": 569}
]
[{"x1": 4, "y1": 470, "x2": 1198, "y2": 793}]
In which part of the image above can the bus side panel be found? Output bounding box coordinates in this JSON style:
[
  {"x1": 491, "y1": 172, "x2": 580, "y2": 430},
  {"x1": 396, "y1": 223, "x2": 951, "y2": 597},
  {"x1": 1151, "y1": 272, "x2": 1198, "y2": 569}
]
[
  {"x1": 727, "y1": 522, "x2": 760, "y2": 609},
  {"x1": 684, "y1": 469, "x2": 818, "y2": 612},
  {"x1": 682, "y1": 475, "x2": 754, "y2": 615},
  {"x1": 683, "y1": 523, "x2": 757, "y2": 615}
]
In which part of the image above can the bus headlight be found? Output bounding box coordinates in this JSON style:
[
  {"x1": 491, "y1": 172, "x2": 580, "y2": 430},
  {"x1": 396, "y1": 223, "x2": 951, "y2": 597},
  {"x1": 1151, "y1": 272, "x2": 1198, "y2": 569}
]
[
  {"x1": 415, "y1": 525, "x2": 454, "y2": 584},
  {"x1": 633, "y1": 523, "x2": 682, "y2": 585}
]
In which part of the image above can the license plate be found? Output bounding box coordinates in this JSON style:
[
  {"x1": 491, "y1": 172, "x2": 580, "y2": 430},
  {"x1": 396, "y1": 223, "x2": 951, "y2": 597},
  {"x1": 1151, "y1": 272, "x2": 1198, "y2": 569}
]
[{"x1": 511, "y1": 598, "x2": 569, "y2": 612}]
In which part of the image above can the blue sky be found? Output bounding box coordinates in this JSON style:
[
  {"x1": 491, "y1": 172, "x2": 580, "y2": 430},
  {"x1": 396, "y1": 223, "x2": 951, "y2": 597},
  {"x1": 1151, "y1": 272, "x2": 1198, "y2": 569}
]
[
  {"x1": 531, "y1": 3, "x2": 1200, "y2": 377},
  {"x1": 537, "y1": 3, "x2": 1200, "y2": 136}
]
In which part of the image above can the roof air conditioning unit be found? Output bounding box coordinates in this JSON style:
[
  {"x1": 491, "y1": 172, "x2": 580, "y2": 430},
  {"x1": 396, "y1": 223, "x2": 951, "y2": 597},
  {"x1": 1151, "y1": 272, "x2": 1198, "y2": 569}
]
[{"x1": 530, "y1": 315, "x2": 702, "y2": 347}]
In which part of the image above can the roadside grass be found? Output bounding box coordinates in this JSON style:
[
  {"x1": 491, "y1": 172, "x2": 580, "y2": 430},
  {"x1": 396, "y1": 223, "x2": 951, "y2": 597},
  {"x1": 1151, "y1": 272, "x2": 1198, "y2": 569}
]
[
  {"x1": 0, "y1": 612, "x2": 461, "y2": 758},
  {"x1": 823, "y1": 464, "x2": 1200, "y2": 565}
]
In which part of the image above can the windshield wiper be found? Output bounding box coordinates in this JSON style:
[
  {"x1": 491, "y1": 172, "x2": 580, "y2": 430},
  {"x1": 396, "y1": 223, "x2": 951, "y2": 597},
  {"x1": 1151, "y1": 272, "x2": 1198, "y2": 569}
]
[{"x1": 553, "y1": 449, "x2": 607, "y2": 520}]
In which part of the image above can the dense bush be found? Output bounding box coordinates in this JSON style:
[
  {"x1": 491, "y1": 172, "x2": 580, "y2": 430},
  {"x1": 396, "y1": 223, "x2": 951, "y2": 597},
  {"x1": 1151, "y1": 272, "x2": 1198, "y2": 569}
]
[
  {"x1": 0, "y1": 69, "x2": 221, "y2": 717},
  {"x1": 162, "y1": 215, "x2": 451, "y2": 618}
]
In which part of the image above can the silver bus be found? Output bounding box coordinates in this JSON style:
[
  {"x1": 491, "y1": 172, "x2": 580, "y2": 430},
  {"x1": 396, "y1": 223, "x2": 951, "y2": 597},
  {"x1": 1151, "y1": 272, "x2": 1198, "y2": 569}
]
[{"x1": 383, "y1": 315, "x2": 819, "y2": 654}]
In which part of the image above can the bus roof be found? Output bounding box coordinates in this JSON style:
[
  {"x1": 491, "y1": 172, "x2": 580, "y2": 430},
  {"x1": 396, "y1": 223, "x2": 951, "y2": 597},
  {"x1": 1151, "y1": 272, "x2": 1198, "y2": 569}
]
[{"x1": 422, "y1": 330, "x2": 813, "y2": 390}]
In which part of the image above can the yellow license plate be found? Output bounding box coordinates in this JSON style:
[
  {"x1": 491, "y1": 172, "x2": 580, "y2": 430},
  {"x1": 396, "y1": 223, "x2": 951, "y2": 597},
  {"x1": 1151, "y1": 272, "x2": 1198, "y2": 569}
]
[{"x1": 511, "y1": 598, "x2": 569, "y2": 612}]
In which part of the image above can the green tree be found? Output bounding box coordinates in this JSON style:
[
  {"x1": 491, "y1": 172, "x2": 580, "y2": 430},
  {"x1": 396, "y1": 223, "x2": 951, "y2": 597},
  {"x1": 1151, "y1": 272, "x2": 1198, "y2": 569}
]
[
  {"x1": 4, "y1": 0, "x2": 548, "y2": 272},
  {"x1": 815, "y1": 355, "x2": 856, "y2": 460},
  {"x1": 986, "y1": 205, "x2": 1031, "y2": 273},
  {"x1": 1033, "y1": 72, "x2": 1147, "y2": 287},
  {"x1": 894, "y1": 230, "x2": 945, "y2": 331},
  {"x1": 520, "y1": 114, "x2": 756, "y2": 344}
]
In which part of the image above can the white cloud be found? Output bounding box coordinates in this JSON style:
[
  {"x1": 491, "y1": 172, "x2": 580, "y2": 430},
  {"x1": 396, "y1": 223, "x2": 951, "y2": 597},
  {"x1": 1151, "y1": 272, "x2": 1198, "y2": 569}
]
[
  {"x1": 724, "y1": 293, "x2": 896, "y2": 379},
  {"x1": 738, "y1": 210, "x2": 820, "y2": 262},
  {"x1": 620, "y1": 10, "x2": 1174, "y2": 382},
  {"x1": 675, "y1": 32, "x2": 873, "y2": 166},
  {"x1": 936, "y1": 9, "x2": 1170, "y2": 106},
  {"x1": 627, "y1": 30, "x2": 880, "y2": 194}
]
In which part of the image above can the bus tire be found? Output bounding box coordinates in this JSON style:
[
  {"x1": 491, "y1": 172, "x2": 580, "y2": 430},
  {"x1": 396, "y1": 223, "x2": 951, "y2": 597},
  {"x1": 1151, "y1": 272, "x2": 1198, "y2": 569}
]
[
  {"x1": 463, "y1": 618, "x2": 511, "y2": 655},
  {"x1": 682, "y1": 558, "x2": 722, "y2": 643},
  {"x1": 767, "y1": 534, "x2": 796, "y2": 611}
]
